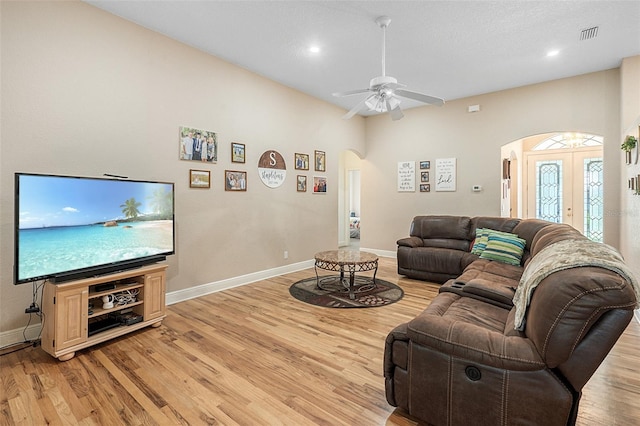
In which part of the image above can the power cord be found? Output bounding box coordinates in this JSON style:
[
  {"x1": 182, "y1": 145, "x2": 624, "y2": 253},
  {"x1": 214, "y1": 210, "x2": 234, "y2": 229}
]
[
  {"x1": 2, "y1": 280, "x2": 46, "y2": 356},
  {"x1": 24, "y1": 280, "x2": 45, "y2": 343},
  {"x1": 113, "y1": 289, "x2": 139, "y2": 307}
]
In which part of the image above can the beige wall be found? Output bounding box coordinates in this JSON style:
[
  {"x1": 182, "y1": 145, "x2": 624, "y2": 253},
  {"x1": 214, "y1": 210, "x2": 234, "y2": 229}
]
[
  {"x1": 1, "y1": 1, "x2": 635, "y2": 338},
  {"x1": 0, "y1": 1, "x2": 364, "y2": 333},
  {"x1": 620, "y1": 56, "x2": 640, "y2": 284},
  {"x1": 360, "y1": 70, "x2": 622, "y2": 252}
]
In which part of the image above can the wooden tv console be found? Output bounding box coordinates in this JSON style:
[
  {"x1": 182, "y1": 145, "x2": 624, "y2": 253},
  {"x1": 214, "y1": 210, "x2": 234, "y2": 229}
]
[{"x1": 41, "y1": 264, "x2": 167, "y2": 361}]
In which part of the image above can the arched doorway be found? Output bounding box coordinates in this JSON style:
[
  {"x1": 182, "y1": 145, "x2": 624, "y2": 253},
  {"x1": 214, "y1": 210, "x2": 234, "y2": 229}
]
[
  {"x1": 339, "y1": 150, "x2": 362, "y2": 248},
  {"x1": 522, "y1": 132, "x2": 604, "y2": 242}
]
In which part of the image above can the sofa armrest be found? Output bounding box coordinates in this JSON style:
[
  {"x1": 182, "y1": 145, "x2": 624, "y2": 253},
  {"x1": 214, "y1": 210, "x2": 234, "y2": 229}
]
[
  {"x1": 463, "y1": 278, "x2": 516, "y2": 307},
  {"x1": 397, "y1": 236, "x2": 424, "y2": 248}
]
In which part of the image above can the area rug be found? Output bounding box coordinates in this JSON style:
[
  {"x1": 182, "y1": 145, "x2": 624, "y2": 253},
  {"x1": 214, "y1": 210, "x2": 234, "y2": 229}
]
[{"x1": 289, "y1": 276, "x2": 404, "y2": 308}]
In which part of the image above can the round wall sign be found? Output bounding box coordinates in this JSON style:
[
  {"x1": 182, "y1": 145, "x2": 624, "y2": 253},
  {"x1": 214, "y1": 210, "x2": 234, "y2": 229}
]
[{"x1": 258, "y1": 150, "x2": 287, "y2": 188}]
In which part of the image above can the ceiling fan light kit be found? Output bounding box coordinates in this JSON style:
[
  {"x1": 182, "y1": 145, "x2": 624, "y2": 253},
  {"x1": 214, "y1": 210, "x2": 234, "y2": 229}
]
[{"x1": 334, "y1": 16, "x2": 444, "y2": 121}]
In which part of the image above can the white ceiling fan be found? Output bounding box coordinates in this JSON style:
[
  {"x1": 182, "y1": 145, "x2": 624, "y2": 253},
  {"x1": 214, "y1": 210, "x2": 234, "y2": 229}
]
[{"x1": 333, "y1": 16, "x2": 445, "y2": 121}]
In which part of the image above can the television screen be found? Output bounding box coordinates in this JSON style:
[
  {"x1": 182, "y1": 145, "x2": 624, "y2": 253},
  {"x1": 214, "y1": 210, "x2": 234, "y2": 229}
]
[{"x1": 14, "y1": 173, "x2": 175, "y2": 284}]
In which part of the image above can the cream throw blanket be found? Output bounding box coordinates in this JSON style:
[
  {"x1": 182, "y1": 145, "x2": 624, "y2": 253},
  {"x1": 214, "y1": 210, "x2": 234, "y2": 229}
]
[{"x1": 513, "y1": 239, "x2": 640, "y2": 331}]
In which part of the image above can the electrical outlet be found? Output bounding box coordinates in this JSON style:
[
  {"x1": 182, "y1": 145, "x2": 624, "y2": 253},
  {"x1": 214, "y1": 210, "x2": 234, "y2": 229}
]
[{"x1": 284, "y1": 251, "x2": 289, "y2": 259}]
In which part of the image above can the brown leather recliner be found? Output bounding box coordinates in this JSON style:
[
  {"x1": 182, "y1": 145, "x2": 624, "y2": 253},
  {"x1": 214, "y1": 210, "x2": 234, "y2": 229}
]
[
  {"x1": 386, "y1": 216, "x2": 637, "y2": 425},
  {"x1": 396, "y1": 215, "x2": 524, "y2": 283}
]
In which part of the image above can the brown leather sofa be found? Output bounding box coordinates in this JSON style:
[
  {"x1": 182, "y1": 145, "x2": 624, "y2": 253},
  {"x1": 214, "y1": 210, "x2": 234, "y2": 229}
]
[{"x1": 386, "y1": 215, "x2": 638, "y2": 425}]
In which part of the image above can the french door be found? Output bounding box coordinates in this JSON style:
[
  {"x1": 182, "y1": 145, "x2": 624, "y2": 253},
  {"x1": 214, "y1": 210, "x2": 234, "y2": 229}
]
[{"x1": 525, "y1": 148, "x2": 603, "y2": 242}]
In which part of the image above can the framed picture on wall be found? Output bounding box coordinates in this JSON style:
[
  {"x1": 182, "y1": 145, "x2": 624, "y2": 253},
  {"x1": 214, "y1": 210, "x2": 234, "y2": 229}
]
[
  {"x1": 179, "y1": 126, "x2": 218, "y2": 163},
  {"x1": 420, "y1": 184, "x2": 431, "y2": 192},
  {"x1": 421, "y1": 171, "x2": 429, "y2": 182},
  {"x1": 189, "y1": 169, "x2": 210, "y2": 188},
  {"x1": 313, "y1": 176, "x2": 327, "y2": 193},
  {"x1": 297, "y1": 175, "x2": 307, "y2": 192},
  {"x1": 231, "y1": 142, "x2": 245, "y2": 163},
  {"x1": 420, "y1": 161, "x2": 431, "y2": 169},
  {"x1": 225, "y1": 170, "x2": 247, "y2": 191},
  {"x1": 314, "y1": 150, "x2": 326, "y2": 172},
  {"x1": 295, "y1": 153, "x2": 309, "y2": 170}
]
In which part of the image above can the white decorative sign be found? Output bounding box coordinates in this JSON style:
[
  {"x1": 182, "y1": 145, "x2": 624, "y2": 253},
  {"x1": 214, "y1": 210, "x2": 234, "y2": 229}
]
[
  {"x1": 258, "y1": 150, "x2": 287, "y2": 188},
  {"x1": 435, "y1": 158, "x2": 457, "y2": 192},
  {"x1": 397, "y1": 161, "x2": 416, "y2": 192}
]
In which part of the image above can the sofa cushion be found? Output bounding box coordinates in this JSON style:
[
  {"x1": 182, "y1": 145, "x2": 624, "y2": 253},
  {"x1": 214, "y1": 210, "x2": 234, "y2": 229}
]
[
  {"x1": 406, "y1": 247, "x2": 467, "y2": 275},
  {"x1": 463, "y1": 258, "x2": 524, "y2": 281},
  {"x1": 471, "y1": 216, "x2": 520, "y2": 235},
  {"x1": 479, "y1": 232, "x2": 526, "y2": 266},
  {"x1": 529, "y1": 223, "x2": 584, "y2": 257},
  {"x1": 441, "y1": 260, "x2": 523, "y2": 309},
  {"x1": 410, "y1": 215, "x2": 471, "y2": 240},
  {"x1": 407, "y1": 292, "x2": 544, "y2": 370}
]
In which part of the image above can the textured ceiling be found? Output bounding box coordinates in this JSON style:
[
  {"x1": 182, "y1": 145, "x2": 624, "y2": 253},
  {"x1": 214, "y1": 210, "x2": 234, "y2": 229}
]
[{"x1": 85, "y1": 0, "x2": 640, "y2": 116}]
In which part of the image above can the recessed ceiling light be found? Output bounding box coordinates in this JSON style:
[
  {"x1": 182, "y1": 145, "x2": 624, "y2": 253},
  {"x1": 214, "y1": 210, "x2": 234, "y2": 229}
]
[
  {"x1": 308, "y1": 45, "x2": 321, "y2": 54},
  {"x1": 547, "y1": 50, "x2": 560, "y2": 57}
]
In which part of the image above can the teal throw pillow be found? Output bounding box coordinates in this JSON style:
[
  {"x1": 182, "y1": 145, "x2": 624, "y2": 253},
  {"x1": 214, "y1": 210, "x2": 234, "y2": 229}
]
[
  {"x1": 479, "y1": 233, "x2": 526, "y2": 266},
  {"x1": 470, "y1": 228, "x2": 489, "y2": 254}
]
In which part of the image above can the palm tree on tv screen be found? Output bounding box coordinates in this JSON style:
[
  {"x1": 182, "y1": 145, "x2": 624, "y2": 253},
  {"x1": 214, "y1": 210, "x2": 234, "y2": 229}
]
[{"x1": 120, "y1": 197, "x2": 141, "y2": 219}]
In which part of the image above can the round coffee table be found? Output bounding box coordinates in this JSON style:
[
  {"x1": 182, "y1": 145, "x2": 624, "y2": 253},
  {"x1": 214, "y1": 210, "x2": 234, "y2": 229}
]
[{"x1": 314, "y1": 250, "x2": 379, "y2": 300}]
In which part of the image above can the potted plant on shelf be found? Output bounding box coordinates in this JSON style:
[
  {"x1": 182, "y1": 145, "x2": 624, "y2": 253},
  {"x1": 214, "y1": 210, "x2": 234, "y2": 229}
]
[
  {"x1": 621, "y1": 135, "x2": 637, "y2": 152},
  {"x1": 621, "y1": 135, "x2": 637, "y2": 165}
]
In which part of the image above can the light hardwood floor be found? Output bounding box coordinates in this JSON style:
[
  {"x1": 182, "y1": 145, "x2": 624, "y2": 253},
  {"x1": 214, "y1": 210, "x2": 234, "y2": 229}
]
[{"x1": 2, "y1": 257, "x2": 639, "y2": 425}]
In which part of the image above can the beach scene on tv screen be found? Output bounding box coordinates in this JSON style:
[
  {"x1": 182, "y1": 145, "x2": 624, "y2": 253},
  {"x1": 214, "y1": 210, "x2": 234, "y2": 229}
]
[{"x1": 18, "y1": 175, "x2": 174, "y2": 281}]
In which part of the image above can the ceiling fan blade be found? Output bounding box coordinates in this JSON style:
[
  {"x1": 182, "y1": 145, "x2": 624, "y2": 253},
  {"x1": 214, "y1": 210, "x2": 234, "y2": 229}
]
[
  {"x1": 380, "y1": 82, "x2": 405, "y2": 91},
  {"x1": 386, "y1": 99, "x2": 404, "y2": 121},
  {"x1": 395, "y1": 89, "x2": 445, "y2": 106},
  {"x1": 342, "y1": 94, "x2": 376, "y2": 120},
  {"x1": 333, "y1": 88, "x2": 371, "y2": 97}
]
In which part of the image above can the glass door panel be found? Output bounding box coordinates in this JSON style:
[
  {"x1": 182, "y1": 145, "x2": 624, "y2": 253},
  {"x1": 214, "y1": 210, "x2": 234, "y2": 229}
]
[{"x1": 525, "y1": 149, "x2": 603, "y2": 241}]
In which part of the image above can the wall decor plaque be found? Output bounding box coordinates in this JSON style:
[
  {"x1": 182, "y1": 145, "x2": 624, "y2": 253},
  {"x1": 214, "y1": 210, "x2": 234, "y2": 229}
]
[
  {"x1": 397, "y1": 161, "x2": 416, "y2": 192},
  {"x1": 435, "y1": 158, "x2": 457, "y2": 192},
  {"x1": 258, "y1": 150, "x2": 287, "y2": 188}
]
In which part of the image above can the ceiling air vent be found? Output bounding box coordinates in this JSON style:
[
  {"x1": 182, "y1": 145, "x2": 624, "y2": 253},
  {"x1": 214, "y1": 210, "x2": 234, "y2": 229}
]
[{"x1": 580, "y1": 26, "x2": 599, "y2": 41}]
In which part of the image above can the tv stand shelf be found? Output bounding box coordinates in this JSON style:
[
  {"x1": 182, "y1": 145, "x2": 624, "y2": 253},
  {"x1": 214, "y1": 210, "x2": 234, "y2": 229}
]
[{"x1": 42, "y1": 264, "x2": 167, "y2": 361}]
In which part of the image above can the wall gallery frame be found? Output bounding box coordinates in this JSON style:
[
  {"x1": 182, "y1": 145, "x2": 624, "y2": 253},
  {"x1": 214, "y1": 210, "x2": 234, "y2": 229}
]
[
  {"x1": 231, "y1": 142, "x2": 245, "y2": 163},
  {"x1": 225, "y1": 170, "x2": 247, "y2": 191},
  {"x1": 420, "y1": 184, "x2": 431, "y2": 192},
  {"x1": 314, "y1": 150, "x2": 326, "y2": 172},
  {"x1": 189, "y1": 169, "x2": 210, "y2": 189},
  {"x1": 297, "y1": 175, "x2": 307, "y2": 192},
  {"x1": 421, "y1": 171, "x2": 430, "y2": 182},
  {"x1": 420, "y1": 161, "x2": 431, "y2": 169},
  {"x1": 313, "y1": 176, "x2": 327, "y2": 193},
  {"x1": 295, "y1": 153, "x2": 309, "y2": 170},
  {"x1": 179, "y1": 126, "x2": 218, "y2": 163}
]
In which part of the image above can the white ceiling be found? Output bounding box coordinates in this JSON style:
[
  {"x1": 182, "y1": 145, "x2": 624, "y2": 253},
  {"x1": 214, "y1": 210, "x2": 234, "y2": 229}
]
[{"x1": 85, "y1": 1, "x2": 640, "y2": 116}]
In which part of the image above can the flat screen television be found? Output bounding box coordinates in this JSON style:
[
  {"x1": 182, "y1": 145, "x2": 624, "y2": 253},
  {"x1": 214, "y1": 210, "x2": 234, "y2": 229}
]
[{"x1": 14, "y1": 173, "x2": 175, "y2": 284}]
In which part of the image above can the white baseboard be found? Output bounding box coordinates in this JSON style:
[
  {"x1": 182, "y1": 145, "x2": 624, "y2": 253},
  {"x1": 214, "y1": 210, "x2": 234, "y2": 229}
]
[
  {"x1": 165, "y1": 259, "x2": 314, "y2": 305},
  {"x1": 360, "y1": 247, "x2": 396, "y2": 259},
  {"x1": 0, "y1": 324, "x2": 42, "y2": 349},
  {"x1": 1, "y1": 252, "x2": 396, "y2": 348},
  {"x1": 166, "y1": 250, "x2": 394, "y2": 306}
]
